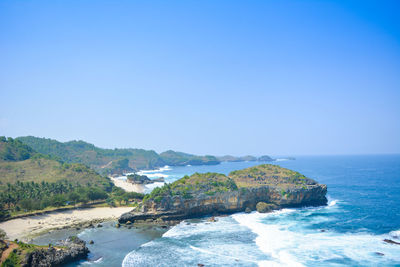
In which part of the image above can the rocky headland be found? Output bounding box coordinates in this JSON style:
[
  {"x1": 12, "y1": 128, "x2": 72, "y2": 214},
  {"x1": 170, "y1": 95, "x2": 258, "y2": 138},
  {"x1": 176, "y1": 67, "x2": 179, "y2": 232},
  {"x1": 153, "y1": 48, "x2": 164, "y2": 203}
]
[{"x1": 119, "y1": 164, "x2": 327, "y2": 224}]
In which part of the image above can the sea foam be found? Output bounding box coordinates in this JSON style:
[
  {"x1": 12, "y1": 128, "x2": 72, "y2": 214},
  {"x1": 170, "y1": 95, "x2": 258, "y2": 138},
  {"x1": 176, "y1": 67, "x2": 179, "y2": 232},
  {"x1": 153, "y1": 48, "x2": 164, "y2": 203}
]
[{"x1": 232, "y1": 204, "x2": 400, "y2": 266}]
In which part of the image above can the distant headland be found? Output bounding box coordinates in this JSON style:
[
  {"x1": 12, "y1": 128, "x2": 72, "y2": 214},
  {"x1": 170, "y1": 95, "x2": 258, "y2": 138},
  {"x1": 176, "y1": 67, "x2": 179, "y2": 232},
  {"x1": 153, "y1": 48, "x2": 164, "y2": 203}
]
[{"x1": 15, "y1": 136, "x2": 294, "y2": 176}]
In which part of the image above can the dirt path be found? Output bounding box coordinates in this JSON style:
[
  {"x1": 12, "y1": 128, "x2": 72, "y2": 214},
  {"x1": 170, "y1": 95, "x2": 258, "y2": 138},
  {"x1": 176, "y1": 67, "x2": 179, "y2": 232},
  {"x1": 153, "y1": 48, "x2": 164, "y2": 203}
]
[{"x1": 1, "y1": 243, "x2": 18, "y2": 263}]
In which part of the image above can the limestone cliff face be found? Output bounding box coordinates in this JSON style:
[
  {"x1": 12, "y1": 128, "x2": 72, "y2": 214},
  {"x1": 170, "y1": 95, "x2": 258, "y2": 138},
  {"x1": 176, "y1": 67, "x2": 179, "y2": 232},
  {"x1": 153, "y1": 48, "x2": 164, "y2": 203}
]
[
  {"x1": 119, "y1": 164, "x2": 327, "y2": 224},
  {"x1": 142, "y1": 185, "x2": 327, "y2": 213},
  {"x1": 18, "y1": 236, "x2": 88, "y2": 267}
]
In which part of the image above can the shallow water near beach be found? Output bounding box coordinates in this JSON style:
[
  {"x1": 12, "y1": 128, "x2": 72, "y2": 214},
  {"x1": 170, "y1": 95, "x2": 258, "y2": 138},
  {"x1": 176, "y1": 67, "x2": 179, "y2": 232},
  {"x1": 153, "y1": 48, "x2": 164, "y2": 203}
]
[{"x1": 33, "y1": 155, "x2": 400, "y2": 266}]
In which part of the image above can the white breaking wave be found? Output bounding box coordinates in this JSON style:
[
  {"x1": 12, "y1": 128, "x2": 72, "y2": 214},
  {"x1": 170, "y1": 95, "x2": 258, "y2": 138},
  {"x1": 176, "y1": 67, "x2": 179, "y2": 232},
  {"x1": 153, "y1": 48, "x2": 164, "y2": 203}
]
[
  {"x1": 389, "y1": 229, "x2": 400, "y2": 239},
  {"x1": 144, "y1": 173, "x2": 169, "y2": 179},
  {"x1": 190, "y1": 245, "x2": 259, "y2": 264},
  {"x1": 122, "y1": 197, "x2": 400, "y2": 267},
  {"x1": 123, "y1": 216, "x2": 267, "y2": 266},
  {"x1": 328, "y1": 199, "x2": 337, "y2": 207},
  {"x1": 143, "y1": 182, "x2": 165, "y2": 194},
  {"x1": 82, "y1": 257, "x2": 103, "y2": 265},
  {"x1": 135, "y1": 165, "x2": 171, "y2": 181},
  {"x1": 232, "y1": 206, "x2": 400, "y2": 266},
  {"x1": 117, "y1": 166, "x2": 171, "y2": 187},
  {"x1": 137, "y1": 165, "x2": 171, "y2": 175}
]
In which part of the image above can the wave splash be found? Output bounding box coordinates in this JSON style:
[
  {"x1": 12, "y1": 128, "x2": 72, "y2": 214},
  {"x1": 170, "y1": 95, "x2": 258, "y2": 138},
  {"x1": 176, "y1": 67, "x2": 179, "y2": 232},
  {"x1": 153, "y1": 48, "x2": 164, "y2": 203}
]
[
  {"x1": 232, "y1": 203, "x2": 400, "y2": 266},
  {"x1": 123, "y1": 201, "x2": 400, "y2": 267}
]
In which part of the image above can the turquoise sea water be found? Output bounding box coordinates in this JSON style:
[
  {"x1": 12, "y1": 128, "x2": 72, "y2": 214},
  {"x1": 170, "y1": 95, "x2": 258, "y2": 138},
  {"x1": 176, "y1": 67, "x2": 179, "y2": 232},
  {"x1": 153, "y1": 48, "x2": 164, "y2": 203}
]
[{"x1": 33, "y1": 155, "x2": 400, "y2": 266}]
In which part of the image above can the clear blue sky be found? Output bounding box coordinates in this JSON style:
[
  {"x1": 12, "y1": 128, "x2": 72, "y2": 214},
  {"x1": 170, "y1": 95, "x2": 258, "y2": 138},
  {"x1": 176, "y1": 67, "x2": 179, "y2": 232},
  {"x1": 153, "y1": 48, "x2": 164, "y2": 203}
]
[{"x1": 0, "y1": 0, "x2": 399, "y2": 156}]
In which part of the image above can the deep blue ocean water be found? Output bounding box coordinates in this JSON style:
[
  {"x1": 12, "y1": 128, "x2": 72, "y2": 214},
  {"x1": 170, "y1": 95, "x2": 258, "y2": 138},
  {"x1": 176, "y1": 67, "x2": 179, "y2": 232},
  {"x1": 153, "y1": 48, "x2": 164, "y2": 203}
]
[{"x1": 33, "y1": 155, "x2": 400, "y2": 266}]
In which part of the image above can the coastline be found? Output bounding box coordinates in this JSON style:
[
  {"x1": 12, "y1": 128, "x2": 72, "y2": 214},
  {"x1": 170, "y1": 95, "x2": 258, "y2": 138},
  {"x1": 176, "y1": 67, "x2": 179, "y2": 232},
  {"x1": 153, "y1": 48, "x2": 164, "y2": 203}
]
[
  {"x1": 0, "y1": 207, "x2": 133, "y2": 242},
  {"x1": 110, "y1": 177, "x2": 145, "y2": 193}
]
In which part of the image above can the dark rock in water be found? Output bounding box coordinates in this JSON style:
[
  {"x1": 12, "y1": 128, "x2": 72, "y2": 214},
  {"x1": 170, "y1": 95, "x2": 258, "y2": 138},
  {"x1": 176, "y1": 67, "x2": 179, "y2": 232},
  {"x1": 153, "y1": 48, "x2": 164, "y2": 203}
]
[
  {"x1": 198, "y1": 264, "x2": 205, "y2": 267},
  {"x1": 127, "y1": 173, "x2": 164, "y2": 184},
  {"x1": 161, "y1": 225, "x2": 168, "y2": 229},
  {"x1": 207, "y1": 216, "x2": 217, "y2": 222},
  {"x1": 256, "y1": 202, "x2": 277, "y2": 213},
  {"x1": 119, "y1": 164, "x2": 327, "y2": 224},
  {"x1": 375, "y1": 252, "x2": 384, "y2": 256},
  {"x1": 116, "y1": 223, "x2": 120, "y2": 228},
  {"x1": 128, "y1": 226, "x2": 132, "y2": 229},
  {"x1": 89, "y1": 240, "x2": 94, "y2": 244},
  {"x1": 22, "y1": 236, "x2": 89, "y2": 267},
  {"x1": 320, "y1": 229, "x2": 326, "y2": 232},
  {"x1": 76, "y1": 227, "x2": 81, "y2": 230},
  {"x1": 383, "y1": 239, "x2": 400, "y2": 245},
  {"x1": 97, "y1": 224, "x2": 103, "y2": 228},
  {"x1": 245, "y1": 207, "x2": 252, "y2": 213}
]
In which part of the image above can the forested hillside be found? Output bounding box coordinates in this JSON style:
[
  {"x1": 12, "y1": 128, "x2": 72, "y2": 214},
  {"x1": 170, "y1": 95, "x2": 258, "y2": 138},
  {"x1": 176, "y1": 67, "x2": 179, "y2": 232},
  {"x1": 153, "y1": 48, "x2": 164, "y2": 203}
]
[
  {"x1": 17, "y1": 136, "x2": 221, "y2": 175},
  {"x1": 0, "y1": 137, "x2": 123, "y2": 220}
]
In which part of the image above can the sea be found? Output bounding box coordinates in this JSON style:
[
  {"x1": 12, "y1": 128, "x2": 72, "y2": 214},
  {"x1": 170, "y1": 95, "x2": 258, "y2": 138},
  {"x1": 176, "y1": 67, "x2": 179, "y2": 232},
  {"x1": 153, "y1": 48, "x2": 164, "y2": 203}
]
[{"x1": 32, "y1": 155, "x2": 400, "y2": 266}]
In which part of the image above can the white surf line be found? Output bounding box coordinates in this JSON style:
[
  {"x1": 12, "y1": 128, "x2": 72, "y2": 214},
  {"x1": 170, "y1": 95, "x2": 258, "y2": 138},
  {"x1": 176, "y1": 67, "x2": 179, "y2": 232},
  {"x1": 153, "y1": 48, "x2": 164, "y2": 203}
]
[{"x1": 189, "y1": 245, "x2": 260, "y2": 264}]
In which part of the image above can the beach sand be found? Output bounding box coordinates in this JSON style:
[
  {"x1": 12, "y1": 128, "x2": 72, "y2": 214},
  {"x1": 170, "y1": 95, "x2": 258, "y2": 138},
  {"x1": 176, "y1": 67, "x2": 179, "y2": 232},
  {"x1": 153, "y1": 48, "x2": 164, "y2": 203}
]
[
  {"x1": 111, "y1": 177, "x2": 145, "y2": 193},
  {"x1": 0, "y1": 207, "x2": 133, "y2": 241}
]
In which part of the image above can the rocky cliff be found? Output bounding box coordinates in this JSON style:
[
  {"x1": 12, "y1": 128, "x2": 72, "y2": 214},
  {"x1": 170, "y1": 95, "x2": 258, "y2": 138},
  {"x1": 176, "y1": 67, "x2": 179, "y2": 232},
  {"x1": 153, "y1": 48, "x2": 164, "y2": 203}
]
[
  {"x1": 23, "y1": 236, "x2": 89, "y2": 267},
  {"x1": 119, "y1": 164, "x2": 327, "y2": 224},
  {"x1": 0, "y1": 236, "x2": 89, "y2": 267}
]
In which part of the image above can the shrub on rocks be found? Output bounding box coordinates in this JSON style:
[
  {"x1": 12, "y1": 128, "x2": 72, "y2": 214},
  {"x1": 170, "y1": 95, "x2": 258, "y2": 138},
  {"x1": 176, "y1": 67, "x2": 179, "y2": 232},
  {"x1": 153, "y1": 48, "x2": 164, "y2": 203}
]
[{"x1": 256, "y1": 202, "x2": 276, "y2": 213}]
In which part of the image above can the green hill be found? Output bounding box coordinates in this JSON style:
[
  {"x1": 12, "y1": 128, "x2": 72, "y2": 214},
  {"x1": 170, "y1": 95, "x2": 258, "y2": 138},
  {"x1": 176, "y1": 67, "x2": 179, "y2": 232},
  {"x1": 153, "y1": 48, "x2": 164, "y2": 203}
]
[
  {"x1": 0, "y1": 137, "x2": 114, "y2": 220},
  {"x1": 0, "y1": 137, "x2": 36, "y2": 161},
  {"x1": 16, "y1": 136, "x2": 221, "y2": 175},
  {"x1": 159, "y1": 150, "x2": 220, "y2": 166}
]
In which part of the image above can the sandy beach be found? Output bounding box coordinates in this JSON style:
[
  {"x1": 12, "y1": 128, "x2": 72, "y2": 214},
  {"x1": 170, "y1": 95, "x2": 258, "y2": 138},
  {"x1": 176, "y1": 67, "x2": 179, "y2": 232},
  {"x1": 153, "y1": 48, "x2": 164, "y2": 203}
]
[
  {"x1": 111, "y1": 177, "x2": 145, "y2": 193},
  {"x1": 0, "y1": 179, "x2": 144, "y2": 242},
  {"x1": 0, "y1": 207, "x2": 133, "y2": 241}
]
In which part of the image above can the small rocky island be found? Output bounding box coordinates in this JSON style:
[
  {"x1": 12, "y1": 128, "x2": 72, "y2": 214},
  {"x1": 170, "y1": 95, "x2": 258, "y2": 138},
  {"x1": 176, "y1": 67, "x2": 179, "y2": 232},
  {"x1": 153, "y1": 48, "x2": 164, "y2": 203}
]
[
  {"x1": 119, "y1": 164, "x2": 327, "y2": 224},
  {"x1": 127, "y1": 173, "x2": 164, "y2": 184}
]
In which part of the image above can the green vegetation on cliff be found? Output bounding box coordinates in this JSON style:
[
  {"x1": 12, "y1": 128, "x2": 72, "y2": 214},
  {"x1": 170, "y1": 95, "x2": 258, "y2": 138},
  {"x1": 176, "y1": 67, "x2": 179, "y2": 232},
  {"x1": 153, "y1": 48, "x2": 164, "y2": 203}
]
[
  {"x1": 229, "y1": 164, "x2": 315, "y2": 189},
  {"x1": 143, "y1": 172, "x2": 238, "y2": 203},
  {"x1": 143, "y1": 164, "x2": 318, "y2": 204}
]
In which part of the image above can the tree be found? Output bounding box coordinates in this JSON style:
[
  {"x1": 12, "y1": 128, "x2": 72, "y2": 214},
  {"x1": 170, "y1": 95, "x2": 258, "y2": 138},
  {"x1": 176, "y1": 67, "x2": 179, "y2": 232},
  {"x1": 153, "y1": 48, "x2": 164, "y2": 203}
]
[
  {"x1": 68, "y1": 191, "x2": 80, "y2": 205},
  {"x1": 0, "y1": 228, "x2": 7, "y2": 239},
  {"x1": 106, "y1": 198, "x2": 115, "y2": 207}
]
